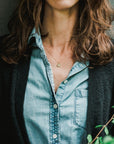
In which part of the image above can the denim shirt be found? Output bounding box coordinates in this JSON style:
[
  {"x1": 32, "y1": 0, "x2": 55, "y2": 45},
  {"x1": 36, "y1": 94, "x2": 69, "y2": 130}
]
[{"x1": 23, "y1": 28, "x2": 89, "y2": 144}]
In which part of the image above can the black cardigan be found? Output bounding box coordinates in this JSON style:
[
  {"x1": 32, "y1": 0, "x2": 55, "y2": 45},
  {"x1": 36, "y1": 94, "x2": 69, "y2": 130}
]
[{"x1": 0, "y1": 36, "x2": 114, "y2": 144}]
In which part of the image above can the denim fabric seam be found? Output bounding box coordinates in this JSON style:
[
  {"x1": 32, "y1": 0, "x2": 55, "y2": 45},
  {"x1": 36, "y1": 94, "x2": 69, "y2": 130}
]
[{"x1": 73, "y1": 89, "x2": 88, "y2": 130}]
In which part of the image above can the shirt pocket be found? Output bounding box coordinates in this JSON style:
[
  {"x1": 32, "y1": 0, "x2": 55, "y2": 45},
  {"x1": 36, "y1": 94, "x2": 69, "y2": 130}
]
[{"x1": 73, "y1": 88, "x2": 88, "y2": 129}]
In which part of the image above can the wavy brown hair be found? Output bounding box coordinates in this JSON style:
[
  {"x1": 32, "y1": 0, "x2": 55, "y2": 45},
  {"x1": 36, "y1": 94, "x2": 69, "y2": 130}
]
[{"x1": 0, "y1": 0, "x2": 114, "y2": 65}]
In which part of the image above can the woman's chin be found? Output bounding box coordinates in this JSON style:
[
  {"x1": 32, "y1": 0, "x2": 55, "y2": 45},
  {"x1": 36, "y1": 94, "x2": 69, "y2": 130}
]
[{"x1": 46, "y1": 0, "x2": 79, "y2": 11}]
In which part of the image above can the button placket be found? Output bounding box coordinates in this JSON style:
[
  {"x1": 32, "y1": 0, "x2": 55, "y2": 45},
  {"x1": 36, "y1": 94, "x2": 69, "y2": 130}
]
[
  {"x1": 49, "y1": 96, "x2": 59, "y2": 144},
  {"x1": 53, "y1": 104, "x2": 58, "y2": 109},
  {"x1": 53, "y1": 134, "x2": 57, "y2": 139}
]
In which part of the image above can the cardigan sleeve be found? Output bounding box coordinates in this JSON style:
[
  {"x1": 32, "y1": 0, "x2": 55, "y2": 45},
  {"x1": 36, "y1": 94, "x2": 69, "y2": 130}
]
[
  {"x1": 109, "y1": 84, "x2": 114, "y2": 136},
  {"x1": 108, "y1": 58, "x2": 114, "y2": 136},
  {"x1": 111, "y1": 39, "x2": 114, "y2": 136},
  {"x1": 0, "y1": 36, "x2": 21, "y2": 144}
]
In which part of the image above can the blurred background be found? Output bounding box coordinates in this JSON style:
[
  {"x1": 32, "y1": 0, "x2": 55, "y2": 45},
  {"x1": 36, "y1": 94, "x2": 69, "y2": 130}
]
[
  {"x1": 0, "y1": 0, "x2": 114, "y2": 37},
  {"x1": 0, "y1": 0, "x2": 19, "y2": 36}
]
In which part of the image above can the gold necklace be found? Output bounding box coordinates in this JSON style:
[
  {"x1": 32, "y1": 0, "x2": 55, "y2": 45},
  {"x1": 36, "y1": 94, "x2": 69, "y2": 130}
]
[
  {"x1": 47, "y1": 53, "x2": 61, "y2": 68},
  {"x1": 44, "y1": 48, "x2": 74, "y2": 69},
  {"x1": 44, "y1": 47, "x2": 64, "y2": 68},
  {"x1": 43, "y1": 44, "x2": 75, "y2": 69}
]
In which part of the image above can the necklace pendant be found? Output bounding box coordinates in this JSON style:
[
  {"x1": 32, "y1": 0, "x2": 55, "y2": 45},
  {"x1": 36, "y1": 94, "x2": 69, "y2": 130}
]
[{"x1": 56, "y1": 63, "x2": 61, "y2": 68}]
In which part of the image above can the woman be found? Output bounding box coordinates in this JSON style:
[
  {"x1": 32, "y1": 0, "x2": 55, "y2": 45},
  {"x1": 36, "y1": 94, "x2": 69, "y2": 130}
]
[{"x1": 0, "y1": 0, "x2": 114, "y2": 144}]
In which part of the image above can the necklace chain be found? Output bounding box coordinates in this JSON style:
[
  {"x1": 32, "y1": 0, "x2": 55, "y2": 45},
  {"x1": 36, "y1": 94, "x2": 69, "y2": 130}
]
[
  {"x1": 44, "y1": 46, "x2": 74, "y2": 68},
  {"x1": 43, "y1": 46, "x2": 75, "y2": 92}
]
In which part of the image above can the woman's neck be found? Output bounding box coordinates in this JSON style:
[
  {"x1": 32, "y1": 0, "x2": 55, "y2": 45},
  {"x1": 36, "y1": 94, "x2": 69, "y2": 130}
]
[{"x1": 41, "y1": 2, "x2": 79, "y2": 53}]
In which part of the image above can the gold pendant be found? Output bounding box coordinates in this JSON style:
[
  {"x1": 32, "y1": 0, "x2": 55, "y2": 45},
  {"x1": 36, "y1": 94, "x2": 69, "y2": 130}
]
[{"x1": 56, "y1": 63, "x2": 61, "y2": 68}]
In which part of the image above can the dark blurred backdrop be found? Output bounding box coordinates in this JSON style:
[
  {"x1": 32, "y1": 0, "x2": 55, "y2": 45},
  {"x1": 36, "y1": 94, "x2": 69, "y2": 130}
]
[{"x1": 0, "y1": 0, "x2": 19, "y2": 35}]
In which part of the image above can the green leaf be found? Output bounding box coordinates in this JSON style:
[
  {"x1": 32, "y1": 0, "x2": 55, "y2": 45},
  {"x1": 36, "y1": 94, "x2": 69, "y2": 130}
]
[
  {"x1": 99, "y1": 137, "x2": 103, "y2": 144},
  {"x1": 112, "y1": 119, "x2": 114, "y2": 124},
  {"x1": 104, "y1": 139, "x2": 114, "y2": 144},
  {"x1": 94, "y1": 137, "x2": 100, "y2": 144},
  {"x1": 95, "y1": 125, "x2": 103, "y2": 128},
  {"x1": 103, "y1": 135, "x2": 112, "y2": 143},
  {"x1": 104, "y1": 127, "x2": 109, "y2": 135},
  {"x1": 111, "y1": 106, "x2": 114, "y2": 108},
  {"x1": 87, "y1": 134, "x2": 93, "y2": 143}
]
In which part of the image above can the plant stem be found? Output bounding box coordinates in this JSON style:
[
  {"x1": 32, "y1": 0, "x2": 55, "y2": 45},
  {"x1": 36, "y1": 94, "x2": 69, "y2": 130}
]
[{"x1": 90, "y1": 114, "x2": 114, "y2": 144}]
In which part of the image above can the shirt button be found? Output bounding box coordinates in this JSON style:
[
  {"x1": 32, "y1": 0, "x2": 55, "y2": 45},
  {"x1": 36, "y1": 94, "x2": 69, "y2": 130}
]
[
  {"x1": 53, "y1": 134, "x2": 57, "y2": 139},
  {"x1": 53, "y1": 104, "x2": 58, "y2": 109},
  {"x1": 64, "y1": 80, "x2": 68, "y2": 84},
  {"x1": 80, "y1": 63, "x2": 83, "y2": 67}
]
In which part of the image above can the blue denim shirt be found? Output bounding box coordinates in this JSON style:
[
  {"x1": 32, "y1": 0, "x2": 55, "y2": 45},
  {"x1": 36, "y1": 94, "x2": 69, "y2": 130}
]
[{"x1": 23, "y1": 28, "x2": 89, "y2": 144}]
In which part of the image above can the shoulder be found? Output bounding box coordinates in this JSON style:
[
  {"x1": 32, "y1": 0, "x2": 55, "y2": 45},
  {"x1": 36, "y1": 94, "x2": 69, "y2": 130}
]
[
  {"x1": 90, "y1": 38, "x2": 114, "y2": 79},
  {"x1": 100, "y1": 38, "x2": 114, "y2": 71},
  {"x1": 0, "y1": 35, "x2": 14, "y2": 70},
  {"x1": 105, "y1": 59, "x2": 114, "y2": 74},
  {"x1": 0, "y1": 34, "x2": 8, "y2": 43},
  {"x1": 107, "y1": 38, "x2": 114, "y2": 72},
  {"x1": 111, "y1": 38, "x2": 114, "y2": 44},
  {"x1": 0, "y1": 34, "x2": 9, "y2": 57}
]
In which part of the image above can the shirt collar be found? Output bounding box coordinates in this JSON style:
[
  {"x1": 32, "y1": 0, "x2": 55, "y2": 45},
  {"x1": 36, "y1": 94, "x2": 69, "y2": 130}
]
[
  {"x1": 28, "y1": 27, "x2": 44, "y2": 50},
  {"x1": 28, "y1": 27, "x2": 89, "y2": 67}
]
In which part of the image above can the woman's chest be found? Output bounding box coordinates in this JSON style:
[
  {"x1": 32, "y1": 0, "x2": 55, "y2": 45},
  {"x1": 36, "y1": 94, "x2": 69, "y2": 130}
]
[
  {"x1": 46, "y1": 56, "x2": 75, "y2": 92},
  {"x1": 51, "y1": 64, "x2": 73, "y2": 92}
]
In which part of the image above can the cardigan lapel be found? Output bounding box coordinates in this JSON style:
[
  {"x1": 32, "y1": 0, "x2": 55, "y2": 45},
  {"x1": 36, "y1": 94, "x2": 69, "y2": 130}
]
[
  {"x1": 81, "y1": 62, "x2": 97, "y2": 143},
  {"x1": 81, "y1": 62, "x2": 107, "y2": 143},
  {"x1": 10, "y1": 58, "x2": 31, "y2": 144}
]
